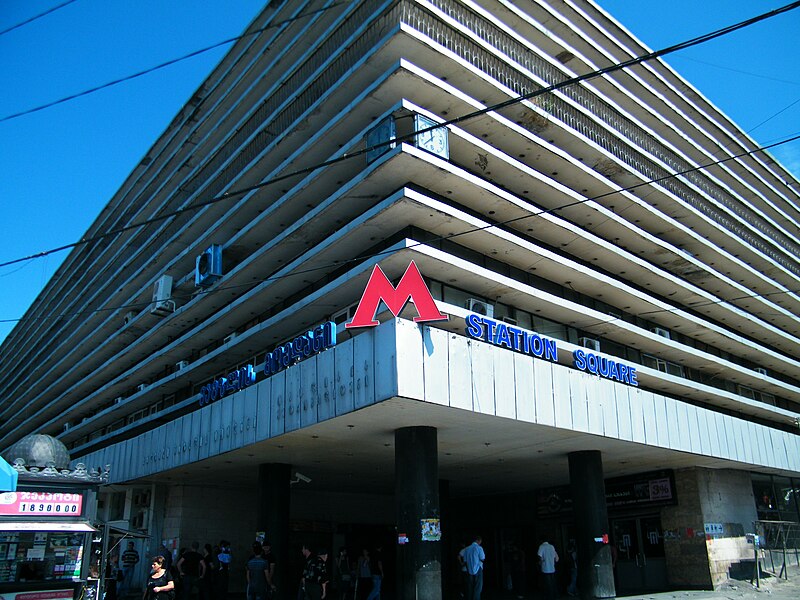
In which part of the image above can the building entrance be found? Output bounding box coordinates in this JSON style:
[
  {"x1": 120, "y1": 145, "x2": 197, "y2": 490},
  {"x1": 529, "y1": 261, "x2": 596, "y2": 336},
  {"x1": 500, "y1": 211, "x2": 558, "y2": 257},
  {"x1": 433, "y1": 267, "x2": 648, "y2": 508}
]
[{"x1": 611, "y1": 515, "x2": 667, "y2": 593}]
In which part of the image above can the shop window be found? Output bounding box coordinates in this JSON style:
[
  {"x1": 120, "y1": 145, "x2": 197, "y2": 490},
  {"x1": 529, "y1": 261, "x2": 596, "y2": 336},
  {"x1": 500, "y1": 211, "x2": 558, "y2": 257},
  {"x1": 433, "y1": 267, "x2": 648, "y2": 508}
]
[
  {"x1": 774, "y1": 477, "x2": 800, "y2": 521},
  {"x1": 752, "y1": 475, "x2": 780, "y2": 521}
]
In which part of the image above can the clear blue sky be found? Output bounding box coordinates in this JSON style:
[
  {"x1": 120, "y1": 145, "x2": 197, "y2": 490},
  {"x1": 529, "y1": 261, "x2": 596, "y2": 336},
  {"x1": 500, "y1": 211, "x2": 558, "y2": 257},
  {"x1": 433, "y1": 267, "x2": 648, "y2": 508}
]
[{"x1": 1, "y1": 0, "x2": 799, "y2": 346}]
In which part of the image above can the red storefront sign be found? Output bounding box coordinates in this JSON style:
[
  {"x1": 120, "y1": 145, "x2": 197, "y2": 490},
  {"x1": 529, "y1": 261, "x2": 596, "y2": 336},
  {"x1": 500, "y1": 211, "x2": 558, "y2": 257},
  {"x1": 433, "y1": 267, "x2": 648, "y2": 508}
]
[
  {"x1": 0, "y1": 491, "x2": 83, "y2": 516},
  {"x1": 346, "y1": 261, "x2": 448, "y2": 328}
]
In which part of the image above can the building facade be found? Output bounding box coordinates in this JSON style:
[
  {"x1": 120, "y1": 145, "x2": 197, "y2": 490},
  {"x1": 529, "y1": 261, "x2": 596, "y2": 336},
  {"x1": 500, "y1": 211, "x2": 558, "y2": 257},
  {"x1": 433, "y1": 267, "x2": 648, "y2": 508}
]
[{"x1": 2, "y1": 0, "x2": 800, "y2": 597}]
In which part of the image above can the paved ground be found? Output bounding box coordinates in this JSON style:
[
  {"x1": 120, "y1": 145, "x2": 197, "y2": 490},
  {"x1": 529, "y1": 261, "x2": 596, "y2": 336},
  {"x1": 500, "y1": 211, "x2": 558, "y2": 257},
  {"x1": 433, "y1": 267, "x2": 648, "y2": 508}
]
[{"x1": 618, "y1": 564, "x2": 800, "y2": 600}]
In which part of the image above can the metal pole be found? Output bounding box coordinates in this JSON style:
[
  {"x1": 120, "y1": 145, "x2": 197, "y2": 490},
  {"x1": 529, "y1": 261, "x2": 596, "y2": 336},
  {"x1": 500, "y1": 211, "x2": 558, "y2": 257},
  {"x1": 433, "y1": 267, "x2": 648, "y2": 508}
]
[{"x1": 756, "y1": 538, "x2": 761, "y2": 589}]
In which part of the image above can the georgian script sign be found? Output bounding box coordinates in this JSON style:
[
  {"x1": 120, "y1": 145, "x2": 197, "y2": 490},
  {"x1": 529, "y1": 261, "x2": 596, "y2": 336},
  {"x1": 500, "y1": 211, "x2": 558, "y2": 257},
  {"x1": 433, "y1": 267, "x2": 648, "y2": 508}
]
[{"x1": 0, "y1": 491, "x2": 83, "y2": 516}]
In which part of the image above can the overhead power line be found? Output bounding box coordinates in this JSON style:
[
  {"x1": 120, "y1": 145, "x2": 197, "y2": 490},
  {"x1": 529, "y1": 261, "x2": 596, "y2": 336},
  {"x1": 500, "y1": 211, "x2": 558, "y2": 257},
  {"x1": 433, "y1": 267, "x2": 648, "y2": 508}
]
[
  {"x1": 0, "y1": 2, "x2": 348, "y2": 123},
  {"x1": 0, "y1": 0, "x2": 78, "y2": 37},
  {"x1": 2, "y1": 0, "x2": 799, "y2": 271},
  {"x1": 2, "y1": 129, "x2": 799, "y2": 327}
]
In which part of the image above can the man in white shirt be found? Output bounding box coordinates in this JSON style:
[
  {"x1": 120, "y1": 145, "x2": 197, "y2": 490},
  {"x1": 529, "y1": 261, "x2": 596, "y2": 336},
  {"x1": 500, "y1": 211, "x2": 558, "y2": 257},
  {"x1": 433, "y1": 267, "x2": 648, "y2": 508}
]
[
  {"x1": 458, "y1": 536, "x2": 486, "y2": 600},
  {"x1": 537, "y1": 539, "x2": 559, "y2": 600}
]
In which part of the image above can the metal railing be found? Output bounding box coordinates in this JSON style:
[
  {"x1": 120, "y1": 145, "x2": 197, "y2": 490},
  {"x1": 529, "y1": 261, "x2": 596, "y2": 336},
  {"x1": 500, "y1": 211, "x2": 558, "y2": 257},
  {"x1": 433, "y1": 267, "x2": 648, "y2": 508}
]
[{"x1": 752, "y1": 520, "x2": 800, "y2": 584}]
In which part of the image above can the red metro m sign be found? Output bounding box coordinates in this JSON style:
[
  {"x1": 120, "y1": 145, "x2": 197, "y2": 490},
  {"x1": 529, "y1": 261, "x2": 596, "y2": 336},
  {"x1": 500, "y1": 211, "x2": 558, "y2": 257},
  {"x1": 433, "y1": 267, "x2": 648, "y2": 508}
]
[{"x1": 345, "y1": 261, "x2": 449, "y2": 329}]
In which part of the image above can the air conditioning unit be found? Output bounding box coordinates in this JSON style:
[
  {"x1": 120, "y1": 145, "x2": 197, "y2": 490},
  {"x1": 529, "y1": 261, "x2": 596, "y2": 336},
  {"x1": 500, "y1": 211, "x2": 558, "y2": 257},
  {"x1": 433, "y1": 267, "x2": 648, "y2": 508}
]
[
  {"x1": 137, "y1": 384, "x2": 147, "y2": 392},
  {"x1": 175, "y1": 360, "x2": 189, "y2": 371},
  {"x1": 467, "y1": 298, "x2": 494, "y2": 318},
  {"x1": 123, "y1": 310, "x2": 136, "y2": 325},
  {"x1": 113, "y1": 397, "x2": 124, "y2": 405},
  {"x1": 195, "y1": 244, "x2": 223, "y2": 287},
  {"x1": 151, "y1": 275, "x2": 175, "y2": 315},
  {"x1": 651, "y1": 327, "x2": 671, "y2": 339},
  {"x1": 578, "y1": 337, "x2": 601, "y2": 352},
  {"x1": 223, "y1": 333, "x2": 237, "y2": 345},
  {"x1": 755, "y1": 367, "x2": 768, "y2": 376}
]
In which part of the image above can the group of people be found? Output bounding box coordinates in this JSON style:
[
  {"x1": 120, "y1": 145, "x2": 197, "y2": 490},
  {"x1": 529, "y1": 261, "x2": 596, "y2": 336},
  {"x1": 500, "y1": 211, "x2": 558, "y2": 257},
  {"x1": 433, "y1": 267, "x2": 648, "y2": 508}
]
[
  {"x1": 113, "y1": 539, "x2": 233, "y2": 600},
  {"x1": 458, "y1": 536, "x2": 577, "y2": 600},
  {"x1": 123, "y1": 538, "x2": 385, "y2": 600},
  {"x1": 296, "y1": 545, "x2": 384, "y2": 600},
  {"x1": 123, "y1": 534, "x2": 585, "y2": 600}
]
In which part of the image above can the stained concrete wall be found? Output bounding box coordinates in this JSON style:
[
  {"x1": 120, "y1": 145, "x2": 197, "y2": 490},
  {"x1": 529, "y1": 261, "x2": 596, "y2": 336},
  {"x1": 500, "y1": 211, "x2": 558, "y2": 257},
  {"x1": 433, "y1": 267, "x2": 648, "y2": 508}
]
[
  {"x1": 662, "y1": 468, "x2": 757, "y2": 589},
  {"x1": 162, "y1": 484, "x2": 258, "y2": 594},
  {"x1": 698, "y1": 469, "x2": 758, "y2": 588}
]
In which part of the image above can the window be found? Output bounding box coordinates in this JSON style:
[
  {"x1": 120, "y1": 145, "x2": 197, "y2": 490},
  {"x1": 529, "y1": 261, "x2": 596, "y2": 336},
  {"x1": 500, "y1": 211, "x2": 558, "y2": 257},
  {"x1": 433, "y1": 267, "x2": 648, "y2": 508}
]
[{"x1": 642, "y1": 354, "x2": 684, "y2": 377}]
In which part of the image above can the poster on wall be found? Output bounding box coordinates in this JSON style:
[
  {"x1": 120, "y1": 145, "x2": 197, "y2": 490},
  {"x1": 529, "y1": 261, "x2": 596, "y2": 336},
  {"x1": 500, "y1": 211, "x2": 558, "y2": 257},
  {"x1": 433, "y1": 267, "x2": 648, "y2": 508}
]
[
  {"x1": 420, "y1": 519, "x2": 441, "y2": 542},
  {"x1": 536, "y1": 470, "x2": 677, "y2": 517}
]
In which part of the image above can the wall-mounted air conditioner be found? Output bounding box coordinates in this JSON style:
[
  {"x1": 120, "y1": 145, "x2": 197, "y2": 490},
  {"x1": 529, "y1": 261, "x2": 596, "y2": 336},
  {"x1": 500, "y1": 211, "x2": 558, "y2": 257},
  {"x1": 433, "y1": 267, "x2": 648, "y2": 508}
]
[
  {"x1": 651, "y1": 327, "x2": 671, "y2": 339},
  {"x1": 137, "y1": 384, "x2": 147, "y2": 392},
  {"x1": 123, "y1": 310, "x2": 136, "y2": 325},
  {"x1": 755, "y1": 367, "x2": 768, "y2": 376},
  {"x1": 578, "y1": 337, "x2": 601, "y2": 352},
  {"x1": 151, "y1": 275, "x2": 175, "y2": 315},
  {"x1": 467, "y1": 298, "x2": 494, "y2": 318},
  {"x1": 195, "y1": 244, "x2": 223, "y2": 287},
  {"x1": 175, "y1": 360, "x2": 189, "y2": 371}
]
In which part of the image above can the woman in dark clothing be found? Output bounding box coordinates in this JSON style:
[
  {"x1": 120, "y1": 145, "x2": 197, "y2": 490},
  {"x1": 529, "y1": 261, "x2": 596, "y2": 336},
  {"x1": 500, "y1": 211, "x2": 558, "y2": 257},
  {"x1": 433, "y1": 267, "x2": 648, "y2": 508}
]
[{"x1": 144, "y1": 556, "x2": 175, "y2": 600}]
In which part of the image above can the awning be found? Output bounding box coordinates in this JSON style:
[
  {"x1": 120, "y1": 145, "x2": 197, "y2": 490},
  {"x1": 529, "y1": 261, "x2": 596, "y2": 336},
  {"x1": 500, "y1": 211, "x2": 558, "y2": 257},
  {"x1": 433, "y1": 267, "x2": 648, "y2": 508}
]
[
  {"x1": 0, "y1": 459, "x2": 17, "y2": 492},
  {"x1": 0, "y1": 520, "x2": 97, "y2": 532}
]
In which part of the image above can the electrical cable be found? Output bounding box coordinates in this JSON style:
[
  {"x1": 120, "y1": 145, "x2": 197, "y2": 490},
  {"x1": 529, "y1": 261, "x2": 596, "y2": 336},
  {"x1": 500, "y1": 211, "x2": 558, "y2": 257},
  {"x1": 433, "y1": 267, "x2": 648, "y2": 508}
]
[
  {"x1": 2, "y1": 130, "x2": 799, "y2": 327},
  {"x1": 676, "y1": 56, "x2": 800, "y2": 87},
  {"x1": 0, "y1": 1, "x2": 349, "y2": 123},
  {"x1": 2, "y1": 1, "x2": 799, "y2": 271},
  {"x1": 1, "y1": 2, "x2": 800, "y2": 347},
  {"x1": 0, "y1": 0, "x2": 78, "y2": 37}
]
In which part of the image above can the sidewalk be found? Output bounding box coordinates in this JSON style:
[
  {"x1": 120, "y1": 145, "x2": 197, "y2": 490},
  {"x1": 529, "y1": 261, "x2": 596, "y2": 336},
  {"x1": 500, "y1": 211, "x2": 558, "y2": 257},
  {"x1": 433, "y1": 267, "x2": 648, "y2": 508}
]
[{"x1": 618, "y1": 564, "x2": 800, "y2": 600}]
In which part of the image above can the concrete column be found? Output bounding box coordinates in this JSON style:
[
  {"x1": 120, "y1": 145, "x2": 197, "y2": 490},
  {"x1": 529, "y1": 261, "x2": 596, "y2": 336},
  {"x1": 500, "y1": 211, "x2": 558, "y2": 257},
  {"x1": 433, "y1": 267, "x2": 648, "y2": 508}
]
[
  {"x1": 258, "y1": 463, "x2": 291, "y2": 600},
  {"x1": 148, "y1": 484, "x2": 169, "y2": 558},
  {"x1": 395, "y1": 426, "x2": 441, "y2": 600},
  {"x1": 568, "y1": 451, "x2": 615, "y2": 600},
  {"x1": 439, "y1": 479, "x2": 452, "y2": 600}
]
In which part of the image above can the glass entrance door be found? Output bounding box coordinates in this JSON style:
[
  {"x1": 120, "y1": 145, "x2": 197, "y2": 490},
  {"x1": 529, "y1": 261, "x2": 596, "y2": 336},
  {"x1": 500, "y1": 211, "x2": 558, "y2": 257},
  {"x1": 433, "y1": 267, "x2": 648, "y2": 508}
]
[{"x1": 612, "y1": 515, "x2": 667, "y2": 593}]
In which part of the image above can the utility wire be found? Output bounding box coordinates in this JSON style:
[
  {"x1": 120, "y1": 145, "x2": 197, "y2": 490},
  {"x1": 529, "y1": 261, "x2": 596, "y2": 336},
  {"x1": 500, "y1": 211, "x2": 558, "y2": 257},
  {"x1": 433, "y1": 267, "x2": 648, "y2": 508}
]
[
  {"x1": 2, "y1": 130, "x2": 799, "y2": 327},
  {"x1": 0, "y1": 0, "x2": 78, "y2": 37},
  {"x1": 0, "y1": 2, "x2": 348, "y2": 123},
  {"x1": 3, "y1": 0, "x2": 799, "y2": 271}
]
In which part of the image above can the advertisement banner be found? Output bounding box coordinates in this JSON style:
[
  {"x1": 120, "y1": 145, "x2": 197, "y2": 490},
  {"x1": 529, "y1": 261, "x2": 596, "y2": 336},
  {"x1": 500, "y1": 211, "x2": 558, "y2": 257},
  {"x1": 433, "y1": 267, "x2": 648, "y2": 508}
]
[{"x1": 0, "y1": 492, "x2": 83, "y2": 516}]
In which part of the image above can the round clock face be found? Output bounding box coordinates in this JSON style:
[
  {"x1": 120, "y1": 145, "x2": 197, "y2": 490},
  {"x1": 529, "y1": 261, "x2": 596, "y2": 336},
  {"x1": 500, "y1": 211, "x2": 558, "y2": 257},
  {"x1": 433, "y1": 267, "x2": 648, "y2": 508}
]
[
  {"x1": 422, "y1": 127, "x2": 446, "y2": 155},
  {"x1": 431, "y1": 128, "x2": 446, "y2": 154}
]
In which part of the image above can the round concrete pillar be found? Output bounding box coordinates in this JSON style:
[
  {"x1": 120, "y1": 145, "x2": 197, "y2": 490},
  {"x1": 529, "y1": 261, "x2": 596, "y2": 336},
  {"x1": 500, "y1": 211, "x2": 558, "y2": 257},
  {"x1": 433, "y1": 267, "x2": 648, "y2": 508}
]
[
  {"x1": 568, "y1": 450, "x2": 615, "y2": 599},
  {"x1": 395, "y1": 426, "x2": 441, "y2": 600},
  {"x1": 258, "y1": 463, "x2": 291, "y2": 600}
]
